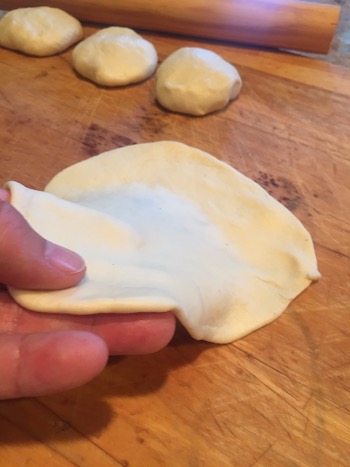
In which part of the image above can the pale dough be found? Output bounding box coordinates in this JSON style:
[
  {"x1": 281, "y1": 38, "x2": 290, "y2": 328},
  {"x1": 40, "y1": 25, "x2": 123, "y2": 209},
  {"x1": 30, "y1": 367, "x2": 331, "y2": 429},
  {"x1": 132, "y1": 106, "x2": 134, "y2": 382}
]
[
  {"x1": 7, "y1": 142, "x2": 319, "y2": 343},
  {"x1": 0, "y1": 7, "x2": 83, "y2": 56},
  {"x1": 156, "y1": 47, "x2": 242, "y2": 116},
  {"x1": 72, "y1": 27, "x2": 158, "y2": 86}
]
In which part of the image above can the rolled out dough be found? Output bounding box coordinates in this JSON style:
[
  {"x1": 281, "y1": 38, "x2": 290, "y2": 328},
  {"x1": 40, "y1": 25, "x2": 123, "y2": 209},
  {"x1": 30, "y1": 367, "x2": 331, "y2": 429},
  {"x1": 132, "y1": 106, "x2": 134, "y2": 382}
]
[
  {"x1": 72, "y1": 27, "x2": 158, "y2": 86},
  {"x1": 0, "y1": 7, "x2": 83, "y2": 56},
  {"x1": 156, "y1": 47, "x2": 242, "y2": 116},
  {"x1": 7, "y1": 142, "x2": 319, "y2": 343}
]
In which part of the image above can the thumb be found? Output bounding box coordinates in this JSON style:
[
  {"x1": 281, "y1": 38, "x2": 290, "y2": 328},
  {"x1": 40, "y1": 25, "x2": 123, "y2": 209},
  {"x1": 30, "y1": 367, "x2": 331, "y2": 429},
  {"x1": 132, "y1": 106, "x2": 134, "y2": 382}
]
[{"x1": 0, "y1": 189, "x2": 86, "y2": 289}]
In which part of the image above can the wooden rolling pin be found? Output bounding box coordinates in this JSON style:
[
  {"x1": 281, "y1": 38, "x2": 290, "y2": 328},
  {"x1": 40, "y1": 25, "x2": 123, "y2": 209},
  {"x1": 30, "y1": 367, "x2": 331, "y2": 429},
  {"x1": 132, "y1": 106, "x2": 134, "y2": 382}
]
[{"x1": 0, "y1": 0, "x2": 341, "y2": 53}]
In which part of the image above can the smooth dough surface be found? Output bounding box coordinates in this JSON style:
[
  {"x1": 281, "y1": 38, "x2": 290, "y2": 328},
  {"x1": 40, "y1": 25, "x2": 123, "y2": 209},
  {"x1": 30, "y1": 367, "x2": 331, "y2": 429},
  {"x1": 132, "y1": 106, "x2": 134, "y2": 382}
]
[
  {"x1": 7, "y1": 142, "x2": 319, "y2": 343},
  {"x1": 156, "y1": 47, "x2": 242, "y2": 116},
  {"x1": 0, "y1": 7, "x2": 83, "y2": 56},
  {"x1": 72, "y1": 27, "x2": 158, "y2": 86}
]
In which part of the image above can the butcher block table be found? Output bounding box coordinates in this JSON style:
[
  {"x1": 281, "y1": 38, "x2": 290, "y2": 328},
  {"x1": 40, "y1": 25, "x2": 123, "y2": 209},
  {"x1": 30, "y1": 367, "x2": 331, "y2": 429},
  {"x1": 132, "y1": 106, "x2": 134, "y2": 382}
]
[{"x1": 0, "y1": 23, "x2": 350, "y2": 466}]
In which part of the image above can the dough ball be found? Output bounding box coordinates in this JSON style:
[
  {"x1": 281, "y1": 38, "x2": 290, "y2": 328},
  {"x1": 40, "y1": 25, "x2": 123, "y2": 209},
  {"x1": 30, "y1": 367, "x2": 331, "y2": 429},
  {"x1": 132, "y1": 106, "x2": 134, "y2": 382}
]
[
  {"x1": 7, "y1": 141, "x2": 319, "y2": 344},
  {"x1": 156, "y1": 47, "x2": 242, "y2": 116},
  {"x1": 72, "y1": 27, "x2": 158, "y2": 86},
  {"x1": 0, "y1": 7, "x2": 83, "y2": 56}
]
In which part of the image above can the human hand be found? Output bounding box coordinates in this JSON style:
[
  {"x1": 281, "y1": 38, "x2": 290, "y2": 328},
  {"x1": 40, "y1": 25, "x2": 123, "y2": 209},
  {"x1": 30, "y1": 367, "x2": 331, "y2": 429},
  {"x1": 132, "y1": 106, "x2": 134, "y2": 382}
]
[{"x1": 0, "y1": 188, "x2": 175, "y2": 399}]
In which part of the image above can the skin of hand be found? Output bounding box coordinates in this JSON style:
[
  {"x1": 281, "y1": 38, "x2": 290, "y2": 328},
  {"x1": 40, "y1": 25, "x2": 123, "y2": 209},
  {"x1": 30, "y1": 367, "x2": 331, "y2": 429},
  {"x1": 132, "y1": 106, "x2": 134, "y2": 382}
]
[{"x1": 0, "y1": 188, "x2": 175, "y2": 399}]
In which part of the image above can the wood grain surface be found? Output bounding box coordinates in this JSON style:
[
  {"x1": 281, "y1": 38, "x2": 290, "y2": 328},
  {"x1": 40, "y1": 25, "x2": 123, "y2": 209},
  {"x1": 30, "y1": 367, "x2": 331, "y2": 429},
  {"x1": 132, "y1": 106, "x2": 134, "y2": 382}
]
[
  {"x1": 0, "y1": 0, "x2": 341, "y2": 53},
  {"x1": 0, "y1": 24, "x2": 350, "y2": 466}
]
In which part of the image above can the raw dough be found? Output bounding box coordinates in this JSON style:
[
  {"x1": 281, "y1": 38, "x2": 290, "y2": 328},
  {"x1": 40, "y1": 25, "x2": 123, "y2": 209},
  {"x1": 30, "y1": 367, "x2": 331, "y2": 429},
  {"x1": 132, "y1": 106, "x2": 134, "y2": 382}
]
[
  {"x1": 7, "y1": 142, "x2": 319, "y2": 343},
  {"x1": 0, "y1": 7, "x2": 83, "y2": 56},
  {"x1": 156, "y1": 47, "x2": 242, "y2": 116},
  {"x1": 72, "y1": 27, "x2": 158, "y2": 86}
]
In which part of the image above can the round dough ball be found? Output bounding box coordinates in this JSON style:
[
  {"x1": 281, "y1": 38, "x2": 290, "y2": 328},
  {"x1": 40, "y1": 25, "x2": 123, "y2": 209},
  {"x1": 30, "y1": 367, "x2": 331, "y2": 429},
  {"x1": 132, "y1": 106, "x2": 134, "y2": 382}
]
[
  {"x1": 156, "y1": 47, "x2": 242, "y2": 116},
  {"x1": 0, "y1": 7, "x2": 83, "y2": 56},
  {"x1": 72, "y1": 27, "x2": 158, "y2": 86}
]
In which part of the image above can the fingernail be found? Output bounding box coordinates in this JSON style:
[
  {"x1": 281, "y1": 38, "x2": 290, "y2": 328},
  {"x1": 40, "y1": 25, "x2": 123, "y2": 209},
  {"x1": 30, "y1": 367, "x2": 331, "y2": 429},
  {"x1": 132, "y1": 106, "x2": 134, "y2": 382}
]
[
  {"x1": 0, "y1": 188, "x2": 10, "y2": 202},
  {"x1": 46, "y1": 242, "x2": 86, "y2": 274}
]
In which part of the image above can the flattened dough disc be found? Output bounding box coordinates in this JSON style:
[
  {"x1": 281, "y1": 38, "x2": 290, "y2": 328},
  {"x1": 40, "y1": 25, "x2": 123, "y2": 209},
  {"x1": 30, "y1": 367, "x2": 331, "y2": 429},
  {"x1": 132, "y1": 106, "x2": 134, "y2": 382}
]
[{"x1": 7, "y1": 142, "x2": 320, "y2": 343}]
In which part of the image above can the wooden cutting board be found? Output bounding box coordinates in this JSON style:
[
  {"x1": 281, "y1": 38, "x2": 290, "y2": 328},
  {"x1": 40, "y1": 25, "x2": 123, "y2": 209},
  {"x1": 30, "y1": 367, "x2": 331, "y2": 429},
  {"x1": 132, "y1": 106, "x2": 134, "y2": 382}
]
[{"x1": 0, "y1": 24, "x2": 350, "y2": 466}]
